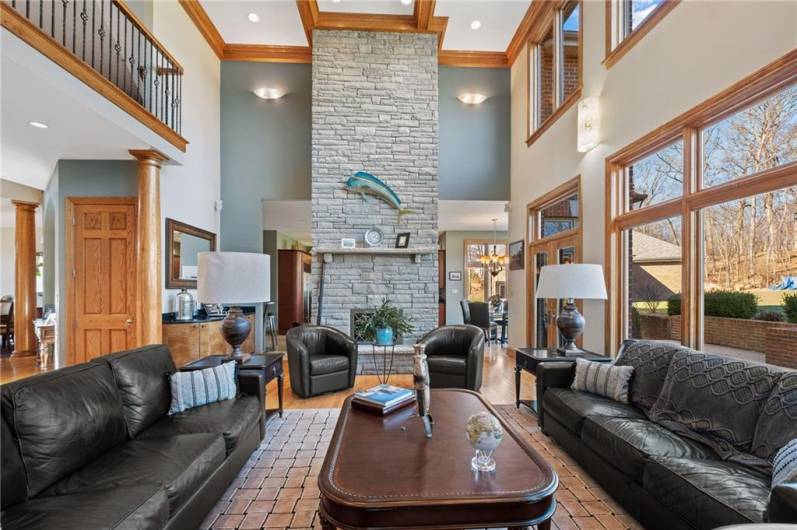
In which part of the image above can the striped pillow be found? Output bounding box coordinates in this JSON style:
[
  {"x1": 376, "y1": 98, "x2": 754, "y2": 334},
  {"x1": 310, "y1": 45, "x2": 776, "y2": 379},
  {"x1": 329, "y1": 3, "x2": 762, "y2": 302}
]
[
  {"x1": 571, "y1": 358, "x2": 634, "y2": 403},
  {"x1": 773, "y1": 438, "x2": 797, "y2": 488},
  {"x1": 168, "y1": 361, "x2": 237, "y2": 415}
]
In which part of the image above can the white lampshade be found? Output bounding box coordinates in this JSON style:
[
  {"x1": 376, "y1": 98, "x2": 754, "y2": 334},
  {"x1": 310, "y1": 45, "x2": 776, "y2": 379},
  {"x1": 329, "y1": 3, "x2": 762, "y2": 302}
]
[
  {"x1": 197, "y1": 252, "x2": 270, "y2": 305},
  {"x1": 536, "y1": 264, "x2": 607, "y2": 300}
]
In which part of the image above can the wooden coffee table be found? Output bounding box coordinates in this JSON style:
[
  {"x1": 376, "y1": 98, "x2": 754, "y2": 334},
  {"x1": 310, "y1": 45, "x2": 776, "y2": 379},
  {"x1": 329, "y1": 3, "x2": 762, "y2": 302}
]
[{"x1": 318, "y1": 389, "x2": 558, "y2": 530}]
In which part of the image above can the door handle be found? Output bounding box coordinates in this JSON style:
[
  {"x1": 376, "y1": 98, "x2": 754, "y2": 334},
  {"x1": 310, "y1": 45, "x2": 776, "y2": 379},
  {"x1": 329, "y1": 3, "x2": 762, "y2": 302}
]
[{"x1": 125, "y1": 319, "x2": 134, "y2": 326}]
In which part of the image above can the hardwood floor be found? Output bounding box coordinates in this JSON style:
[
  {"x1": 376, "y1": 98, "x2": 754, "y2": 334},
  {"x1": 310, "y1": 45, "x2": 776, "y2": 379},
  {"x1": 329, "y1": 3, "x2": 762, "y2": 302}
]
[{"x1": 1, "y1": 339, "x2": 536, "y2": 411}]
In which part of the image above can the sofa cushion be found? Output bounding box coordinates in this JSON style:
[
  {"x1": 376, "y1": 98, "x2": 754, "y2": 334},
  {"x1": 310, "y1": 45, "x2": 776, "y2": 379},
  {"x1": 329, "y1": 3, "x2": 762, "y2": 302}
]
[
  {"x1": 751, "y1": 371, "x2": 797, "y2": 462},
  {"x1": 1, "y1": 484, "x2": 169, "y2": 530},
  {"x1": 43, "y1": 433, "x2": 225, "y2": 514},
  {"x1": 139, "y1": 395, "x2": 261, "y2": 455},
  {"x1": 643, "y1": 456, "x2": 770, "y2": 527},
  {"x1": 614, "y1": 340, "x2": 689, "y2": 413},
  {"x1": 648, "y1": 350, "x2": 781, "y2": 471},
  {"x1": 309, "y1": 354, "x2": 349, "y2": 375},
  {"x1": 1, "y1": 415, "x2": 27, "y2": 509},
  {"x1": 0, "y1": 363, "x2": 128, "y2": 497},
  {"x1": 582, "y1": 416, "x2": 717, "y2": 483},
  {"x1": 542, "y1": 388, "x2": 645, "y2": 436},
  {"x1": 427, "y1": 355, "x2": 466, "y2": 376},
  {"x1": 95, "y1": 345, "x2": 176, "y2": 437}
]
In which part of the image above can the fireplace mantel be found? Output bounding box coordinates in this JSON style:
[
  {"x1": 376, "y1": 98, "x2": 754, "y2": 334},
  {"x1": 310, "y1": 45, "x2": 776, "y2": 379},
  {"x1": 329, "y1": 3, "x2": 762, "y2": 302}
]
[{"x1": 313, "y1": 247, "x2": 437, "y2": 264}]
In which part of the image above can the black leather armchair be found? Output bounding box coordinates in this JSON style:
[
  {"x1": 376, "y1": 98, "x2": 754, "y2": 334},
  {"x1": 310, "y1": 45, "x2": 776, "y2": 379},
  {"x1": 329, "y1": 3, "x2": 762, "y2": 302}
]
[
  {"x1": 286, "y1": 325, "x2": 358, "y2": 398},
  {"x1": 416, "y1": 325, "x2": 484, "y2": 391}
]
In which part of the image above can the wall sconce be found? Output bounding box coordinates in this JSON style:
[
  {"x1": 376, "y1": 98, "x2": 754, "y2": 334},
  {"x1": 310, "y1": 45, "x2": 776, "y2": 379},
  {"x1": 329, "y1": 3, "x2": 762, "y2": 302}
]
[
  {"x1": 253, "y1": 87, "x2": 285, "y2": 100},
  {"x1": 457, "y1": 93, "x2": 487, "y2": 105},
  {"x1": 577, "y1": 96, "x2": 600, "y2": 153}
]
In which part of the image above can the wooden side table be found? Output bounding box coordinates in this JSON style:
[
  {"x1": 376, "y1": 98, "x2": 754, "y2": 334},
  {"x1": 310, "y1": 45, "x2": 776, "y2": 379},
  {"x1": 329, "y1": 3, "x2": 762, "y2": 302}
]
[{"x1": 514, "y1": 348, "x2": 610, "y2": 414}]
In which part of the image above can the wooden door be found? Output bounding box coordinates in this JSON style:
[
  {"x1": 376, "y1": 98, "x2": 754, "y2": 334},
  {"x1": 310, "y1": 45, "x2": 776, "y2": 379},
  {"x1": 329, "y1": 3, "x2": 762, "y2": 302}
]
[
  {"x1": 529, "y1": 233, "x2": 582, "y2": 350},
  {"x1": 67, "y1": 198, "x2": 137, "y2": 364}
]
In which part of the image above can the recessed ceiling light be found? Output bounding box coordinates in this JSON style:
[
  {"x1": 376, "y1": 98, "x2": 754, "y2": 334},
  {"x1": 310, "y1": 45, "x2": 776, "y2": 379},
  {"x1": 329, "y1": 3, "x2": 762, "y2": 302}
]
[
  {"x1": 253, "y1": 87, "x2": 285, "y2": 100},
  {"x1": 247, "y1": 12, "x2": 259, "y2": 22},
  {"x1": 401, "y1": 0, "x2": 412, "y2": 4},
  {"x1": 470, "y1": 20, "x2": 482, "y2": 30},
  {"x1": 457, "y1": 93, "x2": 487, "y2": 105},
  {"x1": 332, "y1": 0, "x2": 341, "y2": 3},
  {"x1": 29, "y1": 121, "x2": 48, "y2": 129}
]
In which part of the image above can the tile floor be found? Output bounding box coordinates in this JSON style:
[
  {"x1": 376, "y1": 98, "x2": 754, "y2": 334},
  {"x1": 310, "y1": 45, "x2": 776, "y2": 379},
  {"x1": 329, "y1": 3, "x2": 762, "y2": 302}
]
[{"x1": 200, "y1": 406, "x2": 643, "y2": 530}]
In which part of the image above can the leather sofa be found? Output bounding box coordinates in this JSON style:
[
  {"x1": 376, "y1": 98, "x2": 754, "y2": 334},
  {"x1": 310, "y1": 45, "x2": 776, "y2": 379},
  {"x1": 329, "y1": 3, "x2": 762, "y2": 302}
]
[
  {"x1": 286, "y1": 325, "x2": 357, "y2": 398},
  {"x1": 416, "y1": 325, "x2": 485, "y2": 390},
  {"x1": 1, "y1": 344, "x2": 265, "y2": 530},
  {"x1": 536, "y1": 340, "x2": 797, "y2": 530}
]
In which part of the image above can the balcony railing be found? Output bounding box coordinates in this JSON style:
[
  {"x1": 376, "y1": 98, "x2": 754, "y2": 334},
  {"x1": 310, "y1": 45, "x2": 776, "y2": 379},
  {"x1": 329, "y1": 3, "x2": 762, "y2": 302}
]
[{"x1": 2, "y1": 0, "x2": 185, "y2": 150}]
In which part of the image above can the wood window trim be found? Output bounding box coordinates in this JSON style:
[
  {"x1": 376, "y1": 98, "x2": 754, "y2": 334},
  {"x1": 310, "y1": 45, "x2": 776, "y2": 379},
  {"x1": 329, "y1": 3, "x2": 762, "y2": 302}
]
[
  {"x1": 525, "y1": 175, "x2": 583, "y2": 346},
  {"x1": 604, "y1": 49, "x2": 797, "y2": 355},
  {"x1": 603, "y1": 0, "x2": 680, "y2": 70},
  {"x1": 525, "y1": 0, "x2": 583, "y2": 147}
]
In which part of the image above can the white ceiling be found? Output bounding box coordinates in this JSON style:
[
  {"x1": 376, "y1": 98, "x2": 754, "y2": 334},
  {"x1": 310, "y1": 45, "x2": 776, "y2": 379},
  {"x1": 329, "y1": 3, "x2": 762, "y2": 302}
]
[
  {"x1": 199, "y1": 0, "x2": 528, "y2": 52},
  {"x1": 200, "y1": 0, "x2": 308, "y2": 47},
  {"x1": 262, "y1": 199, "x2": 508, "y2": 243},
  {"x1": 1, "y1": 32, "x2": 158, "y2": 190}
]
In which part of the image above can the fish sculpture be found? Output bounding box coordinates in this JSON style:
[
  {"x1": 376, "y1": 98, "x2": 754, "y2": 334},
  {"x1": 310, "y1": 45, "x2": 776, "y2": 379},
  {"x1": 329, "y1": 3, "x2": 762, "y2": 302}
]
[{"x1": 344, "y1": 171, "x2": 412, "y2": 219}]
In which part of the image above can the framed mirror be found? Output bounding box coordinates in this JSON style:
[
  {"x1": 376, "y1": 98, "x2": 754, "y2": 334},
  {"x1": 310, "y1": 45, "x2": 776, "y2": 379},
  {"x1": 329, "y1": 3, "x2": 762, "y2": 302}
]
[{"x1": 165, "y1": 218, "x2": 216, "y2": 289}]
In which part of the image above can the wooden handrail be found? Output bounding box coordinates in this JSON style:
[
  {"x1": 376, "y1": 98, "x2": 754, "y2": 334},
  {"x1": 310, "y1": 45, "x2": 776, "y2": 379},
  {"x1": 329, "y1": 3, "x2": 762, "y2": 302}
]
[{"x1": 112, "y1": 0, "x2": 183, "y2": 74}]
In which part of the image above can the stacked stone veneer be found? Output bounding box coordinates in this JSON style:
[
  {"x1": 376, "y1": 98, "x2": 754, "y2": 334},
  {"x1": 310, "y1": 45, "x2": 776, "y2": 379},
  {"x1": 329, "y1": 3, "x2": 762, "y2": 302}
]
[{"x1": 310, "y1": 30, "x2": 439, "y2": 343}]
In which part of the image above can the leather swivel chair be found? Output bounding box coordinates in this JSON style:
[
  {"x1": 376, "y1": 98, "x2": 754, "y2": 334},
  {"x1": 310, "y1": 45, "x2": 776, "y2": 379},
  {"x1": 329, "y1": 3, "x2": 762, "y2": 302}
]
[
  {"x1": 286, "y1": 325, "x2": 358, "y2": 398},
  {"x1": 416, "y1": 325, "x2": 485, "y2": 391}
]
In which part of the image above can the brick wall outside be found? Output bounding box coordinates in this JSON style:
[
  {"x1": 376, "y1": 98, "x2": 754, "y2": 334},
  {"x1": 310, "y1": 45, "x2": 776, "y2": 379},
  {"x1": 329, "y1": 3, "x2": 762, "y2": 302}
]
[
  {"x1": 540, "y1": 42, "x2": 554, "y2": 122},
  {"x1": 310, "y1": 30, "x2": 438, "y2": 342},
  {"x1": 764, "y1": 326, "x2": 797, "y2": 369}
]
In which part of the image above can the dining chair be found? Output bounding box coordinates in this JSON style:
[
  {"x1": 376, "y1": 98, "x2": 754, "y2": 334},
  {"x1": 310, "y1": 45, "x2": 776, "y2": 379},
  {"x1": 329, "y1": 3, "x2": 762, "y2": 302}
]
[
  {"x1": 460, "y1": 300, "x2": 472, "y2": 325},
  {"x1": 468, "y1": 302, "x2": 497, "y2": 344}
]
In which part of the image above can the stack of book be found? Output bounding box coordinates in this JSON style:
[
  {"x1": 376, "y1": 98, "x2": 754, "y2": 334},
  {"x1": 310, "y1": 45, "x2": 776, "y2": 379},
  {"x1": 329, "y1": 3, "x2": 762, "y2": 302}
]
[{"x1": 352, "y1": 384, "x2": 415, "y2": 415}]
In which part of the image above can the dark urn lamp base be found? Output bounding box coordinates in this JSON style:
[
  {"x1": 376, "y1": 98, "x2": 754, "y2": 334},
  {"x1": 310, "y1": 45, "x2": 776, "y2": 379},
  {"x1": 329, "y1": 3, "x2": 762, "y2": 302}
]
[
  {"x1": 555, "y1": 299, "x2": 585, "y2": 355},
  {"x1": 222, "y1": 307, "x2": 251, "y2": 362}
]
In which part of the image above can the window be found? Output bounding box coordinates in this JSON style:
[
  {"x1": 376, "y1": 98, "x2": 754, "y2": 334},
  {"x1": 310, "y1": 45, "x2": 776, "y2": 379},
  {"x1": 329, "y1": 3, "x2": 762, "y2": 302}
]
[
  {"x1": 527, "y1": 1, "x2": 582, "y2": 143},
  {"x1": 540, "y1": 192, "x2": 579, "y2": 238},
  {"x1": 605, "y1": 0, "x2": 679, "y2": 69},
  {"x1": 464, "y1": 241, "x2": 507, "y2": 303},
  {"x1": 607, "y1": 58, "x2": 797, "y2": 368}
]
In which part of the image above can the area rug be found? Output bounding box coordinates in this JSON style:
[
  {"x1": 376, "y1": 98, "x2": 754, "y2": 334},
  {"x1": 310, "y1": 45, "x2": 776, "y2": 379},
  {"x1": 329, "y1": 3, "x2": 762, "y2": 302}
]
[{"x1": 199, "y1": 406, "x2": 643, "y2": 530}]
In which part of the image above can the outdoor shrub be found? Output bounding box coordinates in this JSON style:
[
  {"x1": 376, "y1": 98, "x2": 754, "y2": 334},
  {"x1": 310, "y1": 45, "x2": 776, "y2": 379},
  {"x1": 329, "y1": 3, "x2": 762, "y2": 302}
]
[
  {"x1": 755, "y1": 311, "x2": 785, "y2": 322},
  {"x1": 784, "y1": 293, "x2": 797, "y2": 324},
  {"x1": 703, "y1": 290, "x2": 758, "y2": 319},
  {"x1": 667, "y1": 295, "x2": 681, "y2": 316}
]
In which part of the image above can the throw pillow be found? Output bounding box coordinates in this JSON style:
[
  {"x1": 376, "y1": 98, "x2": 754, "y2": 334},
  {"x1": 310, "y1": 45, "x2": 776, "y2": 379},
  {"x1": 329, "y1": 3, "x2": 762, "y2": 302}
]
[
  {"x1": 168, "y1": 361, "x2": 237, "y2": 415},
  {"x1": 751, "y1": 371, "x2": 797, "y2": 462},
  {"x1": 773, "y1": 438, "x2": 797, "y2": 488},
  {"x1": 571, "y1": 358, "x2": 634, "y2": 403}
]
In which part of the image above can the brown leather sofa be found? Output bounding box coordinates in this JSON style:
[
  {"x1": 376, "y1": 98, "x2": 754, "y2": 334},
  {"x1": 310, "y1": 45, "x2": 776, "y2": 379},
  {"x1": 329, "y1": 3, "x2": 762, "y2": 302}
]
[
  {"x1": 417, "y1": 325, "x2": 485, "y2": 390},
  {"x1": 0, "y1": 345, "x2": 265, "y2": 530},
  {"x1": 536, "y1": 340, "x2": 797, "y2": 530},
  {"x1": 286, "y1": 325, "x2": 358, "y2": 398}
]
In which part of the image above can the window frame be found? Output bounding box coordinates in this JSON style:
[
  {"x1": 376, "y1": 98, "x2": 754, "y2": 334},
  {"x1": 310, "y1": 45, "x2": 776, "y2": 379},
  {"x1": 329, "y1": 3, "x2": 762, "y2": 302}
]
[
  {"x1": 605, "y1": 51, "x2": 797, "y2": 355},
  {"x1": 463, "y1": 239, "x2": 508, "y2": 303},
  {"x1": 604, "y1": 0, "x2": 680, "y2": 70},
  {"x1": 526, "y1": 0, "x2": 583, "y2": 147}
]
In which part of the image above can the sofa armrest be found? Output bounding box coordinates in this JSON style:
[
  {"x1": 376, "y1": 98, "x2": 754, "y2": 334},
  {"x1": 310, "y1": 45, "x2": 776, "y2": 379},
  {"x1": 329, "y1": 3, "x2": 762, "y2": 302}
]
[
  {"x1": 768, "y1": 482, "x2": 797, "y2": 523},
  {"x1": 238, "y1": 370, "x2": 266, "y2": 440},
  {"x1": 535, "y1": 362, "x2": 575, "y2": 430}
]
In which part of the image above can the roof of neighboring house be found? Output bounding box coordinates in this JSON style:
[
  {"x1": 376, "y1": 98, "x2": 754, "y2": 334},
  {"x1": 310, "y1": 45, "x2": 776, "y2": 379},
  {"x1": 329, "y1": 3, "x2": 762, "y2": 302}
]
[{"x1": 632, "y1": 232, "x2": 681, "y2": 263}]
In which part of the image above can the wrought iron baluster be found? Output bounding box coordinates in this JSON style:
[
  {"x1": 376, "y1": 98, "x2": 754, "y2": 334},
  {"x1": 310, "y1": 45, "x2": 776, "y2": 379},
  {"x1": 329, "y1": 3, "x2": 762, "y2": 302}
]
[
  {"x1": 98, "y1": 0, "x2": 104, "y2": 77},
  {"x1": 148, "y1": 40, "x2": 153, "y2": 114},
  {"x1": 81, "y1": 0, "x2": 87, "y2": 61},
  {"x1": 38, "y1": 0, "x2": 42, "y2": 28},
  {"x1": 114, "y1": 5, "x2": 121, "y2": 87},
  {"x1": 26, "y1": 0, "x2": 30, "y2": 19},
  {"x1": 90, "y1": 0, "x2": 95, "y2": 68},
  {"x1": 123, "y1": 16, "x2": 127, "y2": 93},
  {"x1": 61, "y1": 0, "x2": 69, "y2": 46},
  {"x1": 107, "y1": 2, "x2": 112, "y2": 80},
  {"x1": 72, "y1": 0, "x2": 76, "y2": 53},
  {"x1": 50, "y1": 0, "x2": 54, "y2": 38}
]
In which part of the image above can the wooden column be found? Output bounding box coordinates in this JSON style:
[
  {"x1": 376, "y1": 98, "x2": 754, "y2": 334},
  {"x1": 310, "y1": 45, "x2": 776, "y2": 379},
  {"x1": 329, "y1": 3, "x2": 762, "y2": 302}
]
[
  {"x1": 130, "y1": 149, "x2": 168, "y2": 346},
  {"x1": 12, "y1": 200, "x2": 38, "y2": 356}
]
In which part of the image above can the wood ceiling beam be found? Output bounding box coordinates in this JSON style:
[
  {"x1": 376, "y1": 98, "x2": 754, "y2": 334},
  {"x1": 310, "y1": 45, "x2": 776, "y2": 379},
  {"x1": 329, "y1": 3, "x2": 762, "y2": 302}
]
[
  {"x1": 315, "y1": 12, "x2": 419, "y2": 33},
  {"x1": 415, "y1": 0, "x2": 436, "y2": 31},
  {"x1": 178, "y1": 0, "x2": 224, "y2": 59},
  {"x1": 439, "y1": 50, "x2": 509, "y2": 68},
  {"x1": 430, "y1": 16, "x2": 447, "y2": 51},
  {"x1": 223, "y1": 44, "x2": 312, "y2": 64},
  {"x1": 296, "y1": 0, "x2": 319, "y2": 46}
]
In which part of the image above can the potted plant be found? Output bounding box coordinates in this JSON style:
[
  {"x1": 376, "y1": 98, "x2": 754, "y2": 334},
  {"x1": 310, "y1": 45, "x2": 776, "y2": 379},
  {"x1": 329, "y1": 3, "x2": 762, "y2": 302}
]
[{"x1": 363, "y1": 298, "x2": 414, "y2": 345}]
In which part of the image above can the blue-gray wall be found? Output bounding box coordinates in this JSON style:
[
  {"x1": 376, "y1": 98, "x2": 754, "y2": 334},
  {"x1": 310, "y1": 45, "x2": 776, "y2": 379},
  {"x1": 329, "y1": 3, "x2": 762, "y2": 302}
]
[
  {"x1": 439, "y1": 66, "x2": 510, "y2": 201},
  {"x1": 220, "y1": 61, "x2": 312, "y2": 252}
]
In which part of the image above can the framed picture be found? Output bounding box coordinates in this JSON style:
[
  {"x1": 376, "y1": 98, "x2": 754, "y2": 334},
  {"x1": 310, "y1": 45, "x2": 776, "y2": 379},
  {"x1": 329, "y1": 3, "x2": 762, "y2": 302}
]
[
  {"x1": 448, "y1": 271, "x2": 462, "y2": 281},
  {"x1": 395, "y1": 232, "x2": 410, "y2": 248},
  {"x1": 341, "y1": 238, "x2": 356, "y2": 249},
  {"x1": 508, "y1": 240, "x2": 525, "y2": 270}
]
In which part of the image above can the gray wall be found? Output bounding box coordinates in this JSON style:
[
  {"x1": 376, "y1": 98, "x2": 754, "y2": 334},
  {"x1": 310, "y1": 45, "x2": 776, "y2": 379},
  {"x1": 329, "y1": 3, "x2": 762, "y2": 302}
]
[
  {"x1": 220, "y1": 61, "x2": 311, "y2": 252},
  {"x1": 443, "y1": 230, "x2": 508, "y2": 325},
  {"x1": 43, "y1": 160, "x2": 138, "y2": 365},
  {"x1": 439, "y1": 67, "x2": 510, "y2": 201}
]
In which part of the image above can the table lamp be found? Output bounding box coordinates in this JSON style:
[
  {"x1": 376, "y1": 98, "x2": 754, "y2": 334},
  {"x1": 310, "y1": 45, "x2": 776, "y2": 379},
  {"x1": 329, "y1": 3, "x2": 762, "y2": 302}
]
[
  {"x1": 197, "y1": 252, "x2": 270, "y2": 361},
  {"x1": 535, "y1": 264, "x2": 607, "y2": 354}
]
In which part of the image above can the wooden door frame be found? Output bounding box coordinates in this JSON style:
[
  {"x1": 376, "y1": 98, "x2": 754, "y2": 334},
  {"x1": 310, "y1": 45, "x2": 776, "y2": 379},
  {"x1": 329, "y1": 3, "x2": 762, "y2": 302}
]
[
  {"x1": 525, "y1": 175, "x2": 583, "y2": 347},
  {"x1": 65, "y1": 197, "x2": 138, "y2": 366}
]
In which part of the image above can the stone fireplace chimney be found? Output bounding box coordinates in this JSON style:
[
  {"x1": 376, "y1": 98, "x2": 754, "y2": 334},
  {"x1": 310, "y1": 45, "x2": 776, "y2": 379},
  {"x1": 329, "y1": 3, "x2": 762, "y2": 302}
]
[{"x1": 310, "y1": 29, "x2": 439, "y2": 342}]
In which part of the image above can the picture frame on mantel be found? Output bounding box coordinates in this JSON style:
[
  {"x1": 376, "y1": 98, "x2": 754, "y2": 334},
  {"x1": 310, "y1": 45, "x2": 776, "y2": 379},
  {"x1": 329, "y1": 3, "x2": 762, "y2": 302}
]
[{"x1": 395, "y1": 232, "x2": 410, "y2": 248}]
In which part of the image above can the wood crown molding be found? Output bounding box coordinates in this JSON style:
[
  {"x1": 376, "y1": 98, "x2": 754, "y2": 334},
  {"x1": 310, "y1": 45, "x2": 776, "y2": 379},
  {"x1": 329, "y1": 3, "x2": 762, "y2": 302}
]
[
  {"x1": 129, "y1": 149, "x2": 170, "y2": 164},
  {"x1": 1, "y1": 3, "x2": 188, "y2": 152},
  {"x1": 296, "y1": 0, "x2": 319, "y2": 46},
  {"x1": 439, "y1": 50, "x2": 508, "y2": 68},
  {"x1": 415, "y1": 0, "x2": 436, "y2": 31},
  {"x1": 223, "y1": 44, "x2": 312, "y2": 64}
]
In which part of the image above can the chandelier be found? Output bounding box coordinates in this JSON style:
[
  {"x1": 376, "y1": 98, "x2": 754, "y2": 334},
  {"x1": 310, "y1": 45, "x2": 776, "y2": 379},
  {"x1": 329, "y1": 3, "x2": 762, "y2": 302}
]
[{"x1": 479, "y1": 218, "x2": 506, "y2": 277}]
